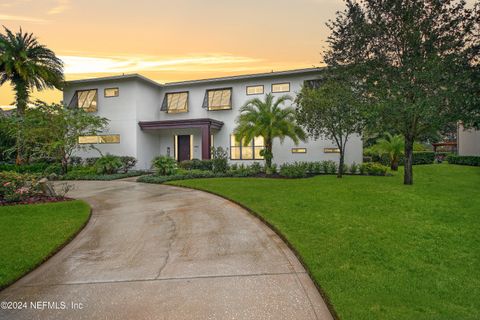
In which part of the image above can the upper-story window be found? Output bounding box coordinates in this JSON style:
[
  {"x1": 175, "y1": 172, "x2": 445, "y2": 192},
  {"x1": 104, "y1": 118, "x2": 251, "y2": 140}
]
[
  {"x1": 161, "y1": 92, "x2": 189, "y2": 113},
  {"x1": 104, "y1": 87, "x2": 119, "y2": 97},
  {"x1": 69, "y1": 89, "x2": 98, "y2": 112},
  {"x1": 272, "y1": 82, "x2": 290, "y2": 93},
  {"x1": 304, "y1": 79, "x2": 322, "y2": 89},
  {"x1": 246, "y1": 85, "x2": 264, "y2": 95},
  {"x1": 203, "y1": 88, "x2": 232, "y2": 110}
]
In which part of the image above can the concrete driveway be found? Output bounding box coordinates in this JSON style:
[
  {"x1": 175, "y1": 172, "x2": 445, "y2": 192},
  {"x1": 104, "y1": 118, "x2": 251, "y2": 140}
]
[{"x1": 0, "y1": 180, "x2": 333, "y2": 320}]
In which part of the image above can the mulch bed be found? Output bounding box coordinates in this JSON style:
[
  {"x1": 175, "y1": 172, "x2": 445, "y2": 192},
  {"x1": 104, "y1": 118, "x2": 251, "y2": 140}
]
[{"x1": 0, "y1": 196, "x2": 74, "y2": 206}]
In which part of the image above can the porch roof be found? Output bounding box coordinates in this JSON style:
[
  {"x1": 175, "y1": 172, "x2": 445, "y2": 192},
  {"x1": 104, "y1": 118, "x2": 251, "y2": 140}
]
[{"x1": 138, "y1": 118, "x2": 224, "y2": 131}]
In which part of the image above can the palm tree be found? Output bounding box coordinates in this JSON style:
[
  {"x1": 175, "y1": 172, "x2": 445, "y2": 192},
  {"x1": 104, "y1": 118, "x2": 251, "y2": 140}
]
[
  {"x1": 0, "y1": 26, "x2": 64, "y2": 163},
  {"x1": 234, "y1": 93, "x2": 306, "y2": 174},
  {"x1": 374, "y1": 133, "x2": 404, "y2": 171}
]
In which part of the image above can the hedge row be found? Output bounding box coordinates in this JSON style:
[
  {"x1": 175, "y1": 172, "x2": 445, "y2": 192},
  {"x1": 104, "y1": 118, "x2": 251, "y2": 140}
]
[
  {"x1": 365, "y1": 152, "x2": 436, "y2": 165},
  {"x1": 446, "y1": 155, "x2": 480, "y2": 166}
]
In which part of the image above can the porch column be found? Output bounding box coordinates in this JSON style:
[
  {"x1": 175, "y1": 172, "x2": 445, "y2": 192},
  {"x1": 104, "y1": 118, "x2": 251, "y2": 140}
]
[{"x1": 201, "y1": 124, "x2": 211, "y2": 159}]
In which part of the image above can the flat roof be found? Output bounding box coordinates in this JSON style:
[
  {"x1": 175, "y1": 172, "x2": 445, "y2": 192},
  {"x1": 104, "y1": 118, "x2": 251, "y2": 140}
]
[{"x1": 65, "y1": 67, "x2": 325, "y2": 88}]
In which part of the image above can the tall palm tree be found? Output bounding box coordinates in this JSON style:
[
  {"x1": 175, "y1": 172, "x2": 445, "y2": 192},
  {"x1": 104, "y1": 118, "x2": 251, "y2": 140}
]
[
  {"x1": 374, "y1": 132, "x2": 404, "y2": 171},
  {"x1": 234, "y1": 93, "x2": 306, "y2": 174},
  {"x1": 0, "y1": 26, "x2": 64, "y2": 163}
]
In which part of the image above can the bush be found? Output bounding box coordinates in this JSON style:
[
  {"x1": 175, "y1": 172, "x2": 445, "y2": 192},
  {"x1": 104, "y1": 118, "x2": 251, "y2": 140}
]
[
  {"x1": 95, "y1": 154, "x2": 123, "y2": 174},
  {"x1": 84, "y1": 157, "x2": 100, "y2": 166},
  {"x1": 0, "y1": 172, "x2": 41, "y2": 203},
  {"x1": 69, "y1": 156, "x2": 83, "y2": 166},
  {"x1": 279, "y1": 162, "x2": 308, "y2": 178},
  {"x1": 327, "y1": 160, "x2": 338, "y2": 174},
  {"x1": 349, "y1": 162, "x2": 359, "y2": 174},
  {"x1": 179, "y1": 159, "x2": 214, "y2": 171},
  {"x1": 211, "y1": 147, "x2": 229, "y2": 173},
  {"x1": 0, "y1": 162, "x2": 50, "y2": 174},
  {"x1": 447, "y1": 155, "x2": 480, "y2": 166},
  {"x1": 359, "y1": 162, "x2": 388, "y2": 176},
  {"x1": 138, "y1": 170, "x2": 224, "y2": 184},
  {"x1": 152, "y1": 156, "x2": 178, "y2": 176},
  {"x1": 119, "y1": 156, "x2": 137, "y2": 173},
  {"x1": 434, "y1": 152, "x2": 452, "y2": 163},
  {"x1": 411, "y1": 152, "x2": 435, "y2": 165}
]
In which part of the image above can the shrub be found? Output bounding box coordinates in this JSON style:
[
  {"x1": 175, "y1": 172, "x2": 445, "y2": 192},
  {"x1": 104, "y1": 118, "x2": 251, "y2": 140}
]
[
  {"x1": 138, "y1": 170, "x2": 225, "y2": 184},
  {"x1": 0, "y1": 162, "x2": 50, "y2": 174},
  {"x1": 249, "y1": 162, "x2": 264, "y2": 175},
  {"x1": 0, "y1": 172, "x2": 41, "y2": 203},
  {"x1": 360, "y1": 162, "x2": 388, "y2": 176},
  {"x1": 152, "y1": 156, "x2": 178, "y2": 176},
  {"x1": 179, "y1": 159, "x2": 213, "y2": 171},
  {"x1": 320, "y1": 161, "x2": 330, "y2": 174},
  {"x1": 447, "y1": 155, "x2": 480, "y2": 166},
  {"x1": 119, "y1": 156, "x2": 137, "y2": 173},
  {"x1": 327, "y1": 161, "x2": 338, "y2": 174},
  {"x1": 211, "y1": 147, "x2": 229, "y2": 173},
  {"x1": 84, "y1": 157, "x2": 100, "y2": 166},
  {"x1": 434, "y1": 152, "x2": 452, "y2": 163},
  {"x1": 411, "y1": 152, "x2": 435, "y2": 165},
  {"x1": 69, "y1": 156, "x2": 83, "y2": 166},
  {"x1": 95, "y1": 154, "x2": 123, "y2": 174},
  {"x1": 279, "y1": 162, "x2": 308, "y2": 178},
  {"x1": 349, "y1": 162, "x2": 359, "y2": 174}
]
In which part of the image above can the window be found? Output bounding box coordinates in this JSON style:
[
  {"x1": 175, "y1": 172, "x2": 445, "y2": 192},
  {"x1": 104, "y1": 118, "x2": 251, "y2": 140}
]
[
  {"x1": 161, "y1": 92, "x2": 188, "y2": 113},
  {"x1": 230, "y1": 135, "x2": 264, "y2": 160},
  {"x1": 104, "y1": 87, "x2": 119, "y2": 97},
  {"x1": 292, "y1": 148, "x2": 307, "y2": 153},
  {"x1": 69, "y1": 89, "x2": 97, "y2": 112},
  {"x1": 324, "y1": 147, "x2": 340, "y2": 153},
  {"x1": 203, "y1": 88, "x2": 232, "y2": 110},
  {"x1": 304, "y1": 79, "x2": 322, "y2": 89},
  {"x1": 78, "y1": 134, "x2": 120, "y2": 144},
  {"x1": 246, "y1": 85, "x2": 264, "y2": 95},
  {"x1": 272, "y1": 82, "x2": 290, "y2": 93}
]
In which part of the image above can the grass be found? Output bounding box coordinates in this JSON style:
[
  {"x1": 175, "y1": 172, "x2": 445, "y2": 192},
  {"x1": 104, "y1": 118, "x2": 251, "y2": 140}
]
[
  {"x1": 168, "y1": 164, "x2": 480, "y2": 320},
  {"x1": 0, "y1": 200, "x2": 91, "y2": 289}
]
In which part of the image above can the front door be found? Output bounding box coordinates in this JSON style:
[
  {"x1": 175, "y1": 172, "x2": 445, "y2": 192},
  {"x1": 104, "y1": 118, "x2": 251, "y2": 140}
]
[{"x1": 177, "y1": 135, "x2": 190, "y2": 162}]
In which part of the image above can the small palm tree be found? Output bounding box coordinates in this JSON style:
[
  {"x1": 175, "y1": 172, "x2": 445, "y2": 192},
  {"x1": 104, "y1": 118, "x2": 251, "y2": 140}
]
[
  {"x1": 0, "y1": 26, "x2": 63, "y2": 163},
  {"x1": 234, "y1": 93, "x2": 306, "y2": 174},
  {"x1": 0, "y1": 27, "x2": 64, "y2": 115},
  {"x1": 374, "y1": 133, "x2": 404, "y2": 171}
]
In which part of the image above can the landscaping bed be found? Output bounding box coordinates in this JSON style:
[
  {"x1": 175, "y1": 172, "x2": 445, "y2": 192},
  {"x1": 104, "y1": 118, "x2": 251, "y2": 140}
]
[
  {"x1": 168, "y1": 164, "x2": 480, "y2": 320},
  {"x1": 0, "y1": 200, "x2": 91, "y2": 289}
]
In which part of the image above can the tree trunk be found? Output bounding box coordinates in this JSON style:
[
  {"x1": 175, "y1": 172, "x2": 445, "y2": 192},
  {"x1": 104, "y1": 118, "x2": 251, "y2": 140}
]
[
  {"x1": 264, "y1": 139, "x2": 273, "y2": 175},
  {"x1": 337, "y1": 151, "x2": 344, "y2": 178},
  {"x1": 391, "y1": 158, "x2": 399, "y2": 171},
  {"x1": 404, "y1": 136, "x2": 414, "y2": 185},
  {"x1": 14, "y1": 79, "x2": 28, "y2": 165}
]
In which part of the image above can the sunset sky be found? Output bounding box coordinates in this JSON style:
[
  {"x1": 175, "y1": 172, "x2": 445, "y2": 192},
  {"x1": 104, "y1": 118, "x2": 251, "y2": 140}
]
[{"x1": 1, "y1": 0, "x2": 474, "y2": 106}]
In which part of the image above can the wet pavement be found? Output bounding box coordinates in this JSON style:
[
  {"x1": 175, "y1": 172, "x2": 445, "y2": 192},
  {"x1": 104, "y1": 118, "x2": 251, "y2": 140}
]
[{"x1": 0, "y1": 180, "x2": 333, "y2": 320}]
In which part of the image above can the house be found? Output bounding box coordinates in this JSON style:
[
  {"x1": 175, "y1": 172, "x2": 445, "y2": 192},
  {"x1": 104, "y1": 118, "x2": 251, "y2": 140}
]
[
  {"x1": 457, "y1": 124, "x2": 480, "y2": 156},
  {"x1": 63, "y1": 68, "x2": 363, "y2": 170}
]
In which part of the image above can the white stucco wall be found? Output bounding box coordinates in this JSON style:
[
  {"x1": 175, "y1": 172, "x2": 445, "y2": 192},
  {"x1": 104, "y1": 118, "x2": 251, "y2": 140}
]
[
  {"x1": 64, "y1": 70, "x2": 364, "y2": 170},
  {"x1": 458, "y1": 125, "x2": 480, "y2": 156}
]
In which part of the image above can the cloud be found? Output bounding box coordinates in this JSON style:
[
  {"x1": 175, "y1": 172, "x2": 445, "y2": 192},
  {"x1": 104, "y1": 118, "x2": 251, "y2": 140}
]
[
  {"x1": 48, "y1": 0, "x2": 69, "y2": 15},
  {"x1": 0, "y1": 14, "x2": 47, "y2": 23},
  {"x1": 59, "y1": 54, "x2": 264, "y2": 74}
]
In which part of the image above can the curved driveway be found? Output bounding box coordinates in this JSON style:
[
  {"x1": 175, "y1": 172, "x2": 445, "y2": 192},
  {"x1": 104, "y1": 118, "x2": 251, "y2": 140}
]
[{"x1": 0, "y1": 180, "x2": 333, "y2": 320}]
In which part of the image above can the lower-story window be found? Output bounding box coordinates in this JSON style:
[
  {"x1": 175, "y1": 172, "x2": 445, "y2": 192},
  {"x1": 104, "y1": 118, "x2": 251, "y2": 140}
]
[
  {"x1": 292, "y1": 148, "x2": 307, "y2": 153},
  {"x1": 324, "y1": 147, "x2": 340, "y2": 153},
  {"x1": 78, "y1": 134, "x2": 120, "y2": 144},
  {"x1": 230, "y1": 135, "x2": 264, "y2": 160}
]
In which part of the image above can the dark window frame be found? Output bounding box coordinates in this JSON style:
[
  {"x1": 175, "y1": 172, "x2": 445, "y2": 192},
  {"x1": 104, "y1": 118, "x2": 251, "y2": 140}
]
[
  {"x1": 304, "y1": 79, "x2": 323, "y2": 89},
  {"x1": 271, "y1": 82, "x2": 290, "y2": 93},
  {"x1": 230, "y1": 134, "x2": 265, "y2": 160},
  {"x1": 104, "y1": 87, "x2": 119, "y2": 98},
  {"x1": 69, "y1": 88, "x2": 98, "y2": 112},
  {"x1": 246, "y1": 85, "x2": 264, "y2": 95},
  {"x1": 161, "y1": 91, "x2": 189, "y2": 113},
  {"x1": 202, "y1": 87, "x2": 233, "y2": 111}
]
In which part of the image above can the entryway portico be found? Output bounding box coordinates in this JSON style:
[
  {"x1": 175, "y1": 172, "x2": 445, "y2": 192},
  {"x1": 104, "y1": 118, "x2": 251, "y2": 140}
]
[{"x1": 139, "y1": 118, "x2": 224, "y2": 160}]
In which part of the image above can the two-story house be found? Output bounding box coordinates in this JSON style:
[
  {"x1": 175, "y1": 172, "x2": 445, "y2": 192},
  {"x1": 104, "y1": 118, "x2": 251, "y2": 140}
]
[{"x1": 63, "y1": 67, "x2": 363, "y2": 170}]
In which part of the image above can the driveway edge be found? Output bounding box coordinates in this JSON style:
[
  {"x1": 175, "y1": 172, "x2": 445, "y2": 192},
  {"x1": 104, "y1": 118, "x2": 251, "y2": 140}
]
[
  {"x1": 167, "y1": 183, "x2": 339, "y2": 320},
  {"x1": 0, "y1": 200, "x2": 93, "y2": 291}
]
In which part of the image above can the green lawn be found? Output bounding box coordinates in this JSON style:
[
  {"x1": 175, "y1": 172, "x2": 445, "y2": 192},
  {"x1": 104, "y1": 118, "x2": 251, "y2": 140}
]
[
  {"x1": 169, "y1": 165, "x2": 480, "y2": 320},
  {"x1": 0, "y1": 200, "x2": 90, "y2": 289}
]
